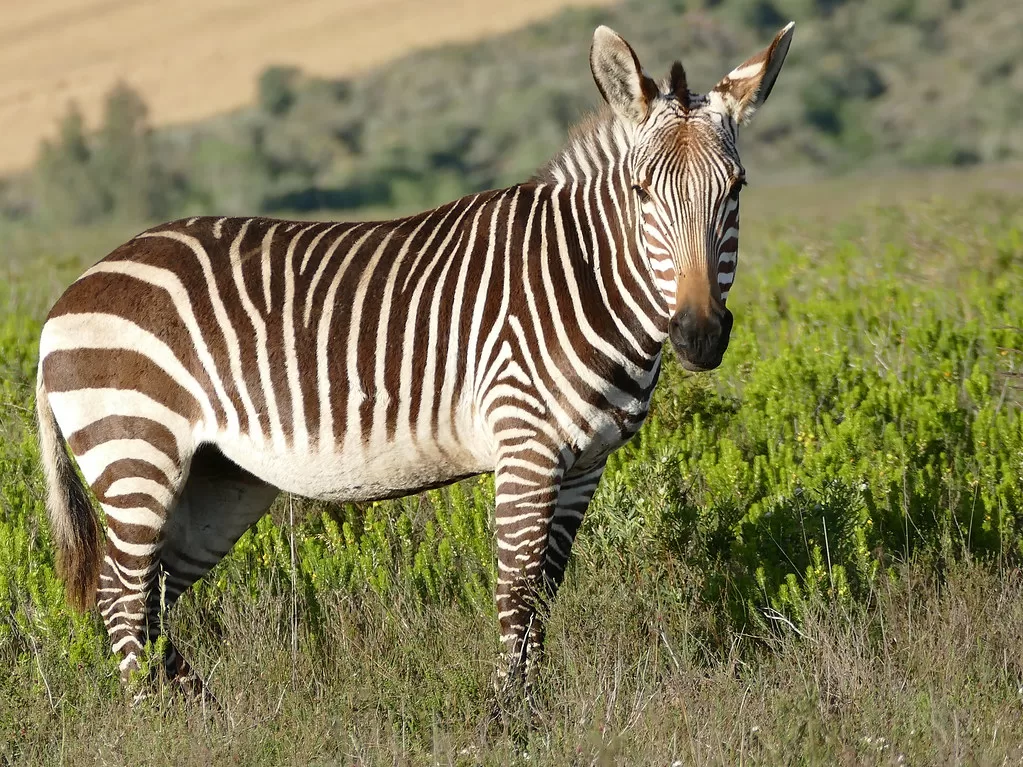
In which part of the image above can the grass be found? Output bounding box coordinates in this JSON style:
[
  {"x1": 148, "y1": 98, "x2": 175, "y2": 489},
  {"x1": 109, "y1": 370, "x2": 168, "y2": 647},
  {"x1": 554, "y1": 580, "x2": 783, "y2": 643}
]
[
  {"x1": 5, "y1": 558, "x2": 1023, "y2": 764},
  {"x1": 1, "y1": 165, "x2": 1023, "y2": 763}
]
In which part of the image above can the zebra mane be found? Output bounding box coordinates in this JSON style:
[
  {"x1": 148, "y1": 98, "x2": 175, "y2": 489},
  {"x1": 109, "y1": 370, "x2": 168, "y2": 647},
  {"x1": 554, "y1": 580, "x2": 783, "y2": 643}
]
[
  {"x1": 533, "y1": 61, "x2": 694, "y2": 186},
  {"x1": 532, "y1": 107, "x2": 632, "y2": 185}
]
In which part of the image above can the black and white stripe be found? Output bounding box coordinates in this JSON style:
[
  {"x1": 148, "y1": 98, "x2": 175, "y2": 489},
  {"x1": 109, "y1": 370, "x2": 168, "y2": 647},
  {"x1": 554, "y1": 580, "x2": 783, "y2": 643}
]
[{"x1": 36, "y1": 22, "x2": 794, "y2": 695}]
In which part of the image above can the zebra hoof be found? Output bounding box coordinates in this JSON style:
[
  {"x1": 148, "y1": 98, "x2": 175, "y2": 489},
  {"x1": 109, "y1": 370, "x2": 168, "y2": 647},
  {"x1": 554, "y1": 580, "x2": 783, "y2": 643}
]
[{"x1": 173, "y1": 671, "x2": 222, "y2": 713}]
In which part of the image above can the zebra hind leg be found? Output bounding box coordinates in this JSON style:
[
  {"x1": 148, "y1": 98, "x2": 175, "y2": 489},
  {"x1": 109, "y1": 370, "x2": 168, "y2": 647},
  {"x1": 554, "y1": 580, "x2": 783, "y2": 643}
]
[
  {"x1": 156, "y1": 444, "x2": 280, "y2": 699},
  {"x1": 90, "y1": 452, "x2": 189, "y2": 693}
]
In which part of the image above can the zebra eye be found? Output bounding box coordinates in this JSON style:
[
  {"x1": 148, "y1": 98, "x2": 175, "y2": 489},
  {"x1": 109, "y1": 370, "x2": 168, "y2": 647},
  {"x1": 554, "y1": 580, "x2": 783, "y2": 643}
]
[{"x1": 632, "y1": 184, "x2": 651, "y2": 202}]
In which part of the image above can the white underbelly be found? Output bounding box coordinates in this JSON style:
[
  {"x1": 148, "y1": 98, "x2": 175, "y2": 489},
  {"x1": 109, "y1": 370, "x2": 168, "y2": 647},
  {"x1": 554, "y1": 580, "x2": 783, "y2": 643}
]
[{"x1": 211, "y1": 432, "x2": 494, "y2": 502}]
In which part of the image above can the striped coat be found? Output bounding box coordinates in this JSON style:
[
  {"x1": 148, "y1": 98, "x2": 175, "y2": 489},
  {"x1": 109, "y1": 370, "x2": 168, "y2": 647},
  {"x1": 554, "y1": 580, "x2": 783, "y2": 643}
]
[{"x1": 36, "y1": 23, "x2": 794, "y2": 696}]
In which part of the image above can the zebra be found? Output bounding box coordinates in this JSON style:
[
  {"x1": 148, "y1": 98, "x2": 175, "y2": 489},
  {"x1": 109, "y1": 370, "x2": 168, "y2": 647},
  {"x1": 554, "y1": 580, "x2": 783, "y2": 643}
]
[{"x1": 36, "y1": 23, "x2": 794, "y2": 699}]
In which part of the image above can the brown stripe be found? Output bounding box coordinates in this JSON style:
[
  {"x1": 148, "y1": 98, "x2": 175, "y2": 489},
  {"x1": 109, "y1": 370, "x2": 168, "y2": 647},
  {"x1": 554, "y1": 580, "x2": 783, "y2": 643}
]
[
  {"x1": 43, "y1": 348, "x2": 202, "y2": 423},
  {"x1": 92, "y1": 458, "x2": 175, "y2": 502},
  {"x1": 68, "y1": 415, "x2": 180, "y2": 460}
]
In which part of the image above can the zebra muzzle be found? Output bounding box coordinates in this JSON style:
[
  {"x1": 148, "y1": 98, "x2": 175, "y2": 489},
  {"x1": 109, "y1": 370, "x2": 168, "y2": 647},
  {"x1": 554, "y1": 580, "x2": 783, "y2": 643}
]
[{"x1": 668, "y1": 305, "x2": 733, "y2": 372}]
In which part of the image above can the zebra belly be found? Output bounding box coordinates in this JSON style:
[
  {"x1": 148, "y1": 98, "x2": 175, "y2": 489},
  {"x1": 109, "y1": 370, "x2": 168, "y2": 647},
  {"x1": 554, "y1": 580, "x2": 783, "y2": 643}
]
[{"x1": 211, "y1": 433, "x2": 493, "y2": 503}]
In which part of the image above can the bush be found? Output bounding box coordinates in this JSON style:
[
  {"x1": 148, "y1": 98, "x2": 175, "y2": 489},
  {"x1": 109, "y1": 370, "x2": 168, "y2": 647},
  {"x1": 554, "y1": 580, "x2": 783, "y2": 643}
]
[
  {"x1": 13, "y1": 0, "x2": 1023, "y2": 223},
  {"x1": 257, "y1": 66, "x2": 302, "y2": 117},
  {"x1": 2, "y1": 187, "x2": 1021, "y2": 658},
  {"x1": 33, "y1": 85, "x2": 175, "y2": 226}
]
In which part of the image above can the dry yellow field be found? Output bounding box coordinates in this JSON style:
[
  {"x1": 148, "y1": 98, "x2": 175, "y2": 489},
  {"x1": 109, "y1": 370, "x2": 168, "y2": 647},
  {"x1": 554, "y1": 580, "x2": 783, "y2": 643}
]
[{"x1": 0, "y1": 0, "x2": 616, "y2": 173}]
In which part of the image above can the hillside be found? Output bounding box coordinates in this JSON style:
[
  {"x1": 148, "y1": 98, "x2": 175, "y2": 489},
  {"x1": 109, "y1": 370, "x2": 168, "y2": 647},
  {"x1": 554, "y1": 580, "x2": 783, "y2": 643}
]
[
  {"x1": 0, "y1": 0, "x2": 615, "y2": 173},
  {"x1": 9, "y1": 0, "x2": 1023, "y2": 225}
]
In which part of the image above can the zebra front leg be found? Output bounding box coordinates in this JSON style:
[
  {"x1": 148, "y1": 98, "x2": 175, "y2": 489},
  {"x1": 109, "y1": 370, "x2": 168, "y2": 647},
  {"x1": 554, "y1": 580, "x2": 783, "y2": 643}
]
[
  {"x1": 514, "y1": 461, "x2": 607, "y2": 687},
  {"x1": 492, "y1": 454, "x2": 562, "y2": 704},
  {"x1": 490, "y1": 458, "x2": 606, "y2": 724}
]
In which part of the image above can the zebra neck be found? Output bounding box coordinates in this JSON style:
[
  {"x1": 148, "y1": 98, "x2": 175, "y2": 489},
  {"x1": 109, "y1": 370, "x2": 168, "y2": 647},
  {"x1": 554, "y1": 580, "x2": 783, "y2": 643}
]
[
  {"x1": 534, "y1": 113, "x2": 667, "y2": 344},
  {"x1": 552, "y1": 179, "x2": 670, "y2": 358}
]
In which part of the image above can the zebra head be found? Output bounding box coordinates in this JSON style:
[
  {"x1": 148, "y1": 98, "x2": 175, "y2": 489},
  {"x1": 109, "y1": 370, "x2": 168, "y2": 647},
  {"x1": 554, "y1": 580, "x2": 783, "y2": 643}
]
[{"x1": 590, "y1": 23, "x2": 795, "y2": 372}]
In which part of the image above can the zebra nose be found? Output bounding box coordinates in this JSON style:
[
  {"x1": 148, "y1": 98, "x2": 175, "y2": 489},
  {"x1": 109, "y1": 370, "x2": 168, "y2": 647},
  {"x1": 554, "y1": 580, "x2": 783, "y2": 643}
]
[
  {"x1": 669, "y1": 306, "x2": 733, "y2": 371},
  {"x1": 669, "y1": 309, "x2": 718, "y2": 356}
]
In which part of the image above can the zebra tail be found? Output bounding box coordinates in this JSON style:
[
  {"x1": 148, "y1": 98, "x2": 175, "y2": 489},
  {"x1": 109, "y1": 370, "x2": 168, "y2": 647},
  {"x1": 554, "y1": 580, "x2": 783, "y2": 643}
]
[{"x1": 35, "y1": 376, "x2": 101, "y2": 612}]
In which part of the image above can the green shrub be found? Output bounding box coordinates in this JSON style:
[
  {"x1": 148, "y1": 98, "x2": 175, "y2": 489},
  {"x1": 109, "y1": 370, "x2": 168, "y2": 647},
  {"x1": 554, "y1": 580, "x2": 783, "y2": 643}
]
[
  {"x1": 0, "y1": 189, "x2": 1021, "y2": 707},
  {"x1": 257, "y1": 66, "x2": 302, "y2": 117}
]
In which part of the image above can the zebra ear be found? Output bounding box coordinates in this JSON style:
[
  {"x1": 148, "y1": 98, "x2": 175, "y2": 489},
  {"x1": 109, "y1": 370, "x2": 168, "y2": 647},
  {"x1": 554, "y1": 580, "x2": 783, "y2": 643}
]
[
  {"x1": 590, "y1": 26, "x2": 660, "y2": 124},
  {"x1": 712, "y1": 22, "x2": 795, "y2": 124}
]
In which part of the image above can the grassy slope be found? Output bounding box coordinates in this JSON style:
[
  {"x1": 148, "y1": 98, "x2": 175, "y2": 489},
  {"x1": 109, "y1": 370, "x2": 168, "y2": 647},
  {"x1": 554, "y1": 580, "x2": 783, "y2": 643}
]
[
  {"x1": 158, "y1": 0, "x2": 1023, "y2": 214},
  {"x1": 1, "y1": 167, "x2": 1022, "y2": 763},
  {"x1": 0, "y1": 0, "x2": 616, "y2": 173},
  {"x1": 14, "y1": 0, "x2": 1023, "y2": 224},
  {"x1": 7, "y1": 557, "x2": 1023, "y2": 765}
]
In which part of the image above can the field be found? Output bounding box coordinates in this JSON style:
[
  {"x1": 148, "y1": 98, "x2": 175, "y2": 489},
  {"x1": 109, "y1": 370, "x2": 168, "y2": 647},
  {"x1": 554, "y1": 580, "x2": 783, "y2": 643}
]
[
  {"x1": 12, "y1": 0, "x2": 1023, "y2": 229},
  {"x1": 0, "y1": 164, "x2": 1021, "y2": 764},
  {"x1": 0, "y1": 0, "x2": 616, "y2": 173}
]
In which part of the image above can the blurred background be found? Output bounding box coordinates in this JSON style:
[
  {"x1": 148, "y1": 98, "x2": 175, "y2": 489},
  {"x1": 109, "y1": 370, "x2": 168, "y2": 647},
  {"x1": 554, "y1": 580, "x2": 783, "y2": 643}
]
[{"x1": 2, "y1": 0, "x2": 1020, "y2": 225}]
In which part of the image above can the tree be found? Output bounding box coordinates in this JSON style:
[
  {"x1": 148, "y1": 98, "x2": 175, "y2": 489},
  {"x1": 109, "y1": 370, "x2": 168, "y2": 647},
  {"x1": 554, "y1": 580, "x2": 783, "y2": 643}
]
[
  {"x1": 34, "y1": 103, "x2": 108, "y2": 225},
  {"x1": 92, "y1": 82, "x2": 170, "y2": 221},
  {"x1": 258, "y1": 66, "x2": 301, "y2": 116},
  {"x1": 33, "y1": 84, "x2": 175, "y2": 225}
]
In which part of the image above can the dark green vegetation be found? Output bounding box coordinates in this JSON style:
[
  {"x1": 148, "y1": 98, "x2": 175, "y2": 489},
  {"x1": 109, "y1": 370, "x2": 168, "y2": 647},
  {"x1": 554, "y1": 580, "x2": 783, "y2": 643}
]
[
  {"x1": 5, "y1": 0, "x2": 1023, "y2": 225},
  {"x1": 1, "y1": 168, "x2": 1022, "y2": 763}
]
